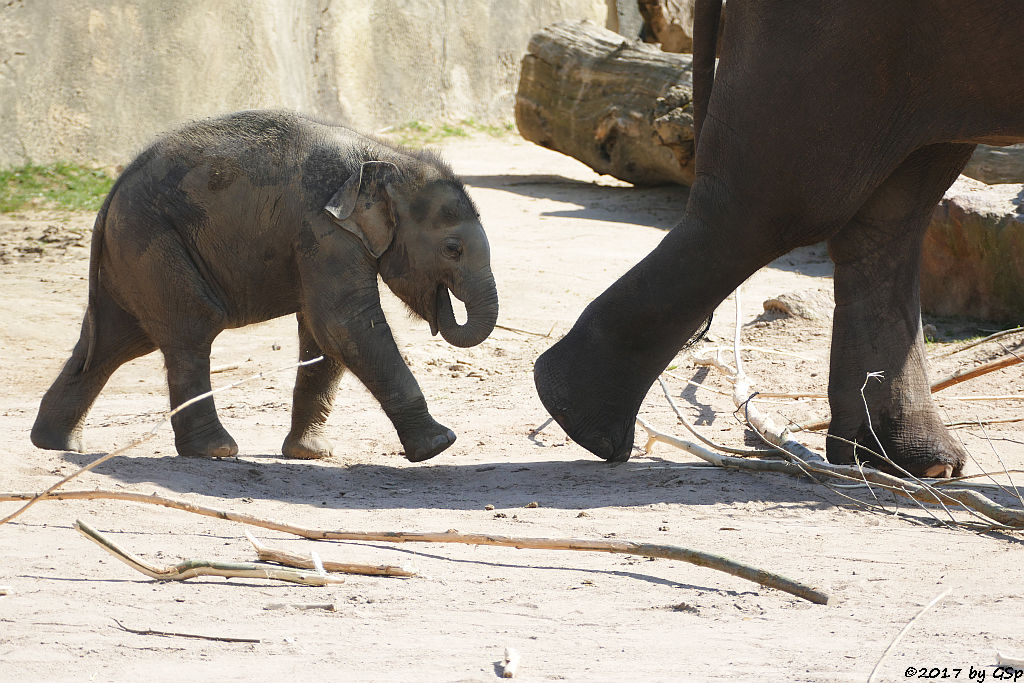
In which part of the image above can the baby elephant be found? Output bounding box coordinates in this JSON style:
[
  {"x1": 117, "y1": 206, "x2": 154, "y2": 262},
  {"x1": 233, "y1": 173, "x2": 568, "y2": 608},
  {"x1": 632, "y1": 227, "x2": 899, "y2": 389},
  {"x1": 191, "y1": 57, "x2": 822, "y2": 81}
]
[{"x1": 32, "y1": 110, "x2": 498, "y2": 462}]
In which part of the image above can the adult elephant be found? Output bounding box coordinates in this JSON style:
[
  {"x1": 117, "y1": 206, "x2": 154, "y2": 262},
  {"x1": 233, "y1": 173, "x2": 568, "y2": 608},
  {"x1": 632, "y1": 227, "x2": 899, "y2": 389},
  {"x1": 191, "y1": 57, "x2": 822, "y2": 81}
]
[{"x1": 534, "y1": 1, "x2": 1024, "y2": 477}]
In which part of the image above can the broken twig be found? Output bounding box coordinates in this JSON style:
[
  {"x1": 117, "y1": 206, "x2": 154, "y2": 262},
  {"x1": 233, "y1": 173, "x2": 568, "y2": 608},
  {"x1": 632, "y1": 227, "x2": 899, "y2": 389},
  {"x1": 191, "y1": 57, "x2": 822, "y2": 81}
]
[
  {"x1": 75, "y1": 519, "x2": 345, "y2": 586},
  {"x1": 245, "y1": 531, "x2": 416, "y2": 577},
  {"x1": 930, "y1": 353, "x2": 1022, "y2": 392},
  {"x1": 502, "y1": 647, "x2": 521, "y2": 678},
  {"x1": 112, "y1": 617, "x2": 260, "y2": 643}
]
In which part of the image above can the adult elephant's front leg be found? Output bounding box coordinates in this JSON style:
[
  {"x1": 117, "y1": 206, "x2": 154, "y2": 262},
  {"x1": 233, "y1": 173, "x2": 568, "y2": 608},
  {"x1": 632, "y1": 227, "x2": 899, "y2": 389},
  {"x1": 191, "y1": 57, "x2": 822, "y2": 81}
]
[
  {"x1": 534, "y1": 200, "x2": 776, "y2": 461},
  {"x1": 826, "y1": 144, "x2": 974, "y2": 478},
  {"x1": 310, "y1": 299, "x2": 455, "y2": 463}
]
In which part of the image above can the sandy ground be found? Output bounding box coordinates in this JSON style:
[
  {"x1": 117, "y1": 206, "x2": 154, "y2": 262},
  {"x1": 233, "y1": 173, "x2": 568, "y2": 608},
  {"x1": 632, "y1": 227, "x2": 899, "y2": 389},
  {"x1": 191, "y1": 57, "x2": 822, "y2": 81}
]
[{"x1": 1, "y1": 136, "x2": 1023, "y2": 682}]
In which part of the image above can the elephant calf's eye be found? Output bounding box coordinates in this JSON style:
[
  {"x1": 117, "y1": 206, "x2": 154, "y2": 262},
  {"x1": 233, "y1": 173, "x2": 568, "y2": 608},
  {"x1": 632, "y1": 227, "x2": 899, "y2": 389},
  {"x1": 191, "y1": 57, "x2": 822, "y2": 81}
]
[{"x1": 442, "y1": 240, "x2": 463, "y2": 260}]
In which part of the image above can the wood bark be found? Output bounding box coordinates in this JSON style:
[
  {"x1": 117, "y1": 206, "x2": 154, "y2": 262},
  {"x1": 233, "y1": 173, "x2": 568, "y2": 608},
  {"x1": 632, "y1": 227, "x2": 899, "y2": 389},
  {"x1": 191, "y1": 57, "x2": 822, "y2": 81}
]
[{"x1": 515, "y1": 20, "x2": 696, "y2": 186}]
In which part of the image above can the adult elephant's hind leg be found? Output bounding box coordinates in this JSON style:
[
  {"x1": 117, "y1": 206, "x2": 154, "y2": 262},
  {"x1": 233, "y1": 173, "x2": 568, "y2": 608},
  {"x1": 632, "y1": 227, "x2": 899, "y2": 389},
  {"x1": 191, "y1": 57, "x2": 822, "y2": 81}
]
[
  {"x1": 281, "y1": 313, "x2": 345, "y2": 460},
  {"x1": 826, "y1": 144, "x2": 975, "y2": 478},
  {"x1": 32, "y1": 287, "x2": 157, "y2": 452}
]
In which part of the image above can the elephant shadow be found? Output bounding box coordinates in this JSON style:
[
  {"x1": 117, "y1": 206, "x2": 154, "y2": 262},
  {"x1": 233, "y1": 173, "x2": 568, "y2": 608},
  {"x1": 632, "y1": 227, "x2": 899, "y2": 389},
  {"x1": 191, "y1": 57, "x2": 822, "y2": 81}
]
[
  {"x1": 461, "y1": 173, "x2": 686, "y2": 230},
  {"x1": 57, "y1": 448, "x2": 938, "y2": 514}
]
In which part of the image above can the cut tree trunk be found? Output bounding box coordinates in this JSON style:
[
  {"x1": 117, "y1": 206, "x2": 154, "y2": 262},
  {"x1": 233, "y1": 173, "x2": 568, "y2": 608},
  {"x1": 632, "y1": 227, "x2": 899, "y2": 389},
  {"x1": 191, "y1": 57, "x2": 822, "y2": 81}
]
[{"x1": 515, "y1": 20, "x2": 696, "y2": 186}]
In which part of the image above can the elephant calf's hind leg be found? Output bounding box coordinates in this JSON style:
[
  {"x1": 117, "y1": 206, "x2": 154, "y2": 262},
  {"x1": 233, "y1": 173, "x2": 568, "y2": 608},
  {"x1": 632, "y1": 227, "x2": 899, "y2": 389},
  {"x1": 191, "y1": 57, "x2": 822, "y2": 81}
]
[
  {"x1": 163, "y1": 345, "x2": 238, "y2": 458},
  {"x1": 32, "y1": 291, "x2": 156, "y2": 452}
]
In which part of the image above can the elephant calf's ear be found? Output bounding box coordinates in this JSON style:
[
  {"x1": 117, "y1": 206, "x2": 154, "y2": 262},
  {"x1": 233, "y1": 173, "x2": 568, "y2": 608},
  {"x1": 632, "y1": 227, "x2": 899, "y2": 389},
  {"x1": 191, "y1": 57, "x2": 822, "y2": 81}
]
[{"x1": 324, "y1": 160, "x2": 400, "y2": 258}]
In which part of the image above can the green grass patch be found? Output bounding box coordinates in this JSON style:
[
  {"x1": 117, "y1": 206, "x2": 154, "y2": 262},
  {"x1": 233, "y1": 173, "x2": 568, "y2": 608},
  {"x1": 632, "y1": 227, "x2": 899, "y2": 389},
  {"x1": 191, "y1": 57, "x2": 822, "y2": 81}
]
[
  {"x1": 389, "y1": 118, "x2": 516, "y2": 148},
  {"x1": 0, "y1": 163, "x2": 114, "y2": 213}
]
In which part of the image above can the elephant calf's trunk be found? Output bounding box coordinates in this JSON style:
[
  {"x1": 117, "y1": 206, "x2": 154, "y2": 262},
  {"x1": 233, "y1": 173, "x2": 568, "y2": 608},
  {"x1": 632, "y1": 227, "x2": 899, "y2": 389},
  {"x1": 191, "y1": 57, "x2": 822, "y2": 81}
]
[{"x1": 436, "y1": 280, "x2": 498, "y2": 348}]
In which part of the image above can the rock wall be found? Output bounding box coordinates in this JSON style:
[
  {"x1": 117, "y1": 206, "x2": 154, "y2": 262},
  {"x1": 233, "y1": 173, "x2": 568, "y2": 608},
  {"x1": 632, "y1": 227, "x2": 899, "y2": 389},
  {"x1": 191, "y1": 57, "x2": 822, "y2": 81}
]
[{"x1": 0, "y1": 0, "x2": 611, "y2": 168}]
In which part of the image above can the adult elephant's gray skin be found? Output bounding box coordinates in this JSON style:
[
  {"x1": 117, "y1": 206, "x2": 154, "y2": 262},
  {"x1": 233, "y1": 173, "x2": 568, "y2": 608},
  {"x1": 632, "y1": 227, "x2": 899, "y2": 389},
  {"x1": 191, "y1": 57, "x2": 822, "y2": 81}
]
[
  {"x1": 534, "y1": 1, "x2": 1024, "y2": 478},
  {"x1": 32, "y1": 110, "x2": 498, "y2": 462}
]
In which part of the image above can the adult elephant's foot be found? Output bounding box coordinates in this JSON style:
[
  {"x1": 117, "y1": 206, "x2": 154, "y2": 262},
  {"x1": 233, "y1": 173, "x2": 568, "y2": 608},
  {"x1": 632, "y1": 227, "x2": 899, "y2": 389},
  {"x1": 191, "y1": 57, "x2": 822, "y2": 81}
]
[
  {"x1": 533, "y1": 333, "x2": 646, "y2": 463},
  {"x1": 826, "y1": 403, "x2": 966, "y2": 478},
  {"x1": 174, "y1": 424, "x2": 239, "y2": 458},
  {"x1": 400, "y1": 421, "x2": 456, "y2": 463},
  {"x1": 281, "y1": 431, "x2": 333, "y2": 460},
  {"x1": 825, "y1": 324, "x2": 967, "y2": 478}
]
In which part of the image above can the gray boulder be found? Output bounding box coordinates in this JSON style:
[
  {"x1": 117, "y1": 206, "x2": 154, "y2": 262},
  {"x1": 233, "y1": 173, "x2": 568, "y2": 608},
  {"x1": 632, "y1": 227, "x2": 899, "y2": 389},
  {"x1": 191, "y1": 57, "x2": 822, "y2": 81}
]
[{"x1": 921, "y1": 176, "x2": 1024, "y2": 322}]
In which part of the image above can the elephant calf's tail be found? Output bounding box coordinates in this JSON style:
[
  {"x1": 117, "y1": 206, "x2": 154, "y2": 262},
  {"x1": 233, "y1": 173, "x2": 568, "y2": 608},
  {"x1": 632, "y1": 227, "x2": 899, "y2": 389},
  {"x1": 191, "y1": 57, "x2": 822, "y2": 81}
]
[
  {"x1": 81, "y1": 183, "x2": 119, "y2": 373},
  {"x1": 691, "y1": 0, "x2": 723, "y2": 152}
]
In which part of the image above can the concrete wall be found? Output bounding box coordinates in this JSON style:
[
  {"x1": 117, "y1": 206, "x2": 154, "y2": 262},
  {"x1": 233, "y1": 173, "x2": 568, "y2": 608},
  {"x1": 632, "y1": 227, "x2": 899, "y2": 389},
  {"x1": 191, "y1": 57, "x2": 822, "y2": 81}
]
[{"x1": 0, "y1": 0, "x2": 612, "y2": 168}]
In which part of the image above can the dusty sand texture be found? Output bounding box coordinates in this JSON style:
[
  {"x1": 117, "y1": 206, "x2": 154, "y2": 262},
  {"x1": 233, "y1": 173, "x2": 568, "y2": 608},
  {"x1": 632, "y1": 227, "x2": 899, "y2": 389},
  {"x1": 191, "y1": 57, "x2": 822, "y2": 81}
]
[{"x1": 1, "y1": 137, "x2": 1022, "y2": 682}]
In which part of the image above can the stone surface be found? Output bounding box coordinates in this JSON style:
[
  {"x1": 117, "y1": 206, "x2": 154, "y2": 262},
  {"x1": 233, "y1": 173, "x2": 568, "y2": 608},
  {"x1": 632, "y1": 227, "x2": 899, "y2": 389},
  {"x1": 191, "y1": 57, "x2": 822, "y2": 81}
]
[
  {"x1": 963, "y1": 144, "x2": 1024, "y2": 185},
  {"x1": 762, "y1": 289, "x2": 834, "y2": 322},
  {"x1": 0, "y1": 0, "x2": 608, "y2": 168},
  {"x1": 921, "y1": 176, "x2": 1024, "y2": 322}
]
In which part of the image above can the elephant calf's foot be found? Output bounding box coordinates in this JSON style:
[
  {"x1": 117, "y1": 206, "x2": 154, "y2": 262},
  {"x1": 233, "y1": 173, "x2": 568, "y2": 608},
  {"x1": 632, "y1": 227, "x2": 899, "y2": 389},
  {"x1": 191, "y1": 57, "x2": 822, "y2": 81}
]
[
  {"x1": 30, "y1": 420, "x2": 85, "y2": 453},
  {"x1": 282, "y1": 431, "x2": 333, "y2": 460},
  {"x1": 175, "y1": 426, "x2": 239, "y2": 459},
  {"x1": 533, "y1": 339, "x2": 639, "y2": 463},
  {"x1": 826, "y1": 411, "x2": 967, "y2": 478},
  {"x1": 400, "y1": 422, "x2": 456, "y2": 463}
]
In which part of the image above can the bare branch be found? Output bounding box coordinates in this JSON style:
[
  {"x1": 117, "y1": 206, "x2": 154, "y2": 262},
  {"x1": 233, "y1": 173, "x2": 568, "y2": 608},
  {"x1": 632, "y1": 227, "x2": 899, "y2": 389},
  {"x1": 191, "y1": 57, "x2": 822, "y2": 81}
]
[{"x1": 75, "y1": 519, "x2": 345, "y2": 585}]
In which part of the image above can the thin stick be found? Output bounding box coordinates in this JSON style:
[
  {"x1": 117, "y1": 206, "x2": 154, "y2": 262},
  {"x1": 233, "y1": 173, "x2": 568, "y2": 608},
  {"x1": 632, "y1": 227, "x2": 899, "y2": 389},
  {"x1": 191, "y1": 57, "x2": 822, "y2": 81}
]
[
  {"x1": 867, "y1": 588, "x2": 951, "y2": 683},
  {"x1": 700, "y1": 345, "x2": 821, "y2": 363},
  {"x1": 0, "y1": 356, "x2": 322, "y2": 527},
  {"x1": 663, "y1": 370, "x2": 733, "y2": 397},
  {"x1": 245, "y1": 532, "x2": 416, "y2": 577},
  {"x1": 494, "y1": 323, "x2": 550, "y2": 337},
  {"x1": 210, "y1": 363, "x2": 240, "y2": 374},
  {"x1": 940, "y1": 394, "x2": 1024, "y2": 402},
  {"x1": 946, "y1": 416, "x2": 1024, "y2": 428},
  {"x1": 112, "y1": 618, "x2": 261, "y2": 644},
  {"x1": 657, "y1": 378, "x2": 778, "y2": 457},
  {"x1": 934, "y1": 326, "x2": 1023, "y2": 358},
  {"x1": 634, "y1": 421, "x2": 1023, "y2": 528},
  {"x1": 929, "y1": 353, "x2": 1022, "y2": 392},
  {"x1": 75, "y1": 519, "x2": 345, "y2": 586},
  {"x1": 693, "y1": 352, "x2": 825, "y2": 464},
  {"x1": 790, "y1": 352, "x2": 1024, "y2": 433},
  {"x1": 8, "y1": 490, "x2": 827, "y2": 603}
]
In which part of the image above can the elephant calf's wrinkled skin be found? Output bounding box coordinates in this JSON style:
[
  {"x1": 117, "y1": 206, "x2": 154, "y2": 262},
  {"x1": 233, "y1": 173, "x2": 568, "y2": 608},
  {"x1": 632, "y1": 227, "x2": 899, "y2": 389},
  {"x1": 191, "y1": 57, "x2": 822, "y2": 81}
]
[
  {"x1": 534, "y1": 0, "x2": 1024, "y2": 478},
  {"x1": 32, "y1": 110, "x2": 498, "y2": 462}
]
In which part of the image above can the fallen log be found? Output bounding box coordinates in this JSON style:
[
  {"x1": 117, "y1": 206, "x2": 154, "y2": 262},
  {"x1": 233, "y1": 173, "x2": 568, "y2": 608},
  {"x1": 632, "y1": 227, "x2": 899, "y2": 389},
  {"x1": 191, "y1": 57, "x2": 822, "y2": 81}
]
[{"x1": 515, "y1": 20, "x2": 696, "y2": 186}]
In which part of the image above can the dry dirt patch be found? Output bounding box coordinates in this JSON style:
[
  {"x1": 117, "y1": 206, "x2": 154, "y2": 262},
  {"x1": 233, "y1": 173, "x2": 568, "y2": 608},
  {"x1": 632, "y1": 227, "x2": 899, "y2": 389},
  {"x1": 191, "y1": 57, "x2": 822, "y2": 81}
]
[{"x1": 1, "y1": 137, "x2": 1022, "y2": 682}]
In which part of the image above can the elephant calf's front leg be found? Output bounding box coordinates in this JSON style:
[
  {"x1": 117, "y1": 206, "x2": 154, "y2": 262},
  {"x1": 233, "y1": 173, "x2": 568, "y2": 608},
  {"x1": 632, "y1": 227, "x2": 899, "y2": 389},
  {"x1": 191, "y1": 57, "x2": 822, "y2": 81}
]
[
  {"x1": 315, "y1": 307, "x2": 455, "y2": 463},
  {"x1": 282, "y1": 313, "x2": 346, "y2": 460}
]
